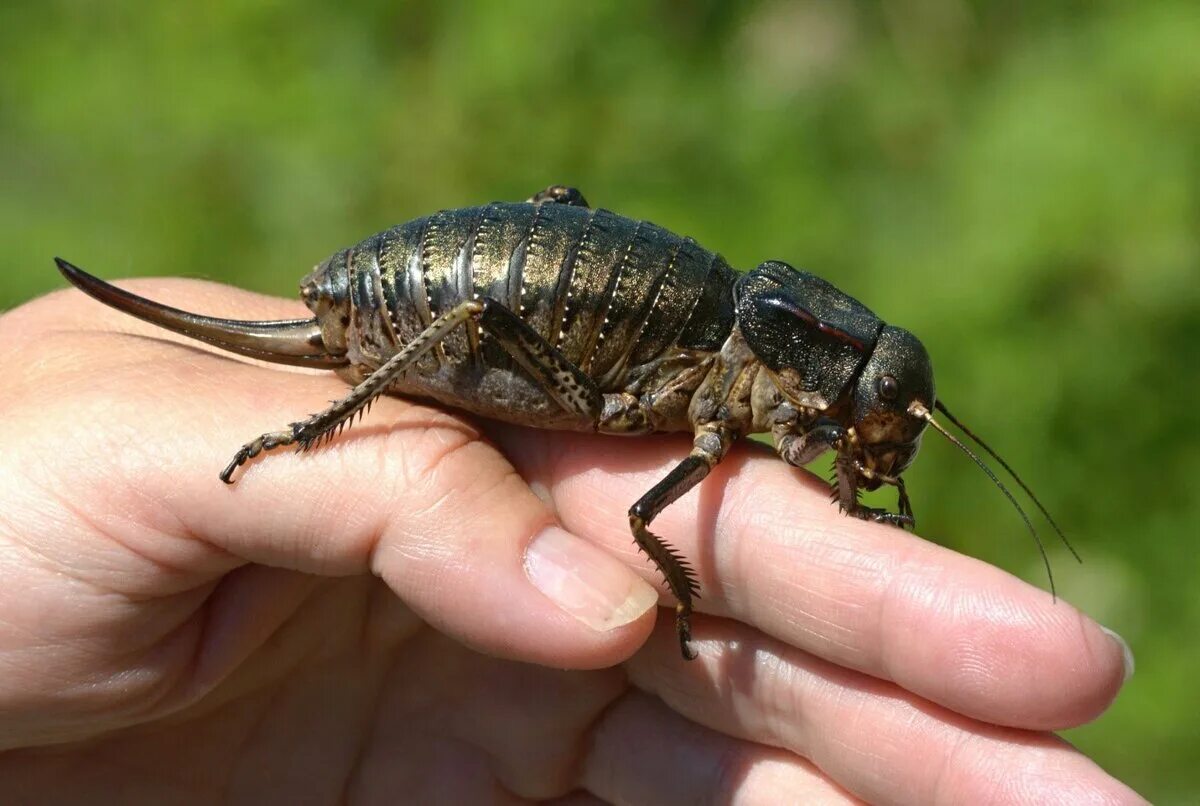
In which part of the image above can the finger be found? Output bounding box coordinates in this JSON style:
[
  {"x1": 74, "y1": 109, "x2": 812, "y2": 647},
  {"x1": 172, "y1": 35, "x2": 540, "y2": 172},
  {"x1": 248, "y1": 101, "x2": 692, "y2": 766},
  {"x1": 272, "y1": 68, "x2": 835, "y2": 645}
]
[
  {"x1": 495, "y1": 427, "x2": 1128, "y2": 729},
  {"x1": 544, "y1": 794, "x2": 608, "y2": 806},
  {"x1": 626, "y1": 616, "x2": 1146, "y2": 806},
  {"x1": 358, "y1": 585, "x2": 851, "y2": 805},
  {"x1": 8, "y1": 282, "x2": 658, "y2": 669},
  {"x1": 357, "y1": 630, "x2": 629, "y2": 801},
  {"x1": 582, "y1": 689, "x2": 862, "y2": 805},
  {"x1": 357, "y1": 623, "x2": 854, "y2": 803}
]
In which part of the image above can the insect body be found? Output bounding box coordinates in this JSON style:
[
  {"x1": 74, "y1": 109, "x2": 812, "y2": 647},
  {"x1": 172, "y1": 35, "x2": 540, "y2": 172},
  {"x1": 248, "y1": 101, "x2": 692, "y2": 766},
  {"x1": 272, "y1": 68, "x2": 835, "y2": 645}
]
[{"x1": 55, "y1": 185, "x2": 1074, "y2": 659}]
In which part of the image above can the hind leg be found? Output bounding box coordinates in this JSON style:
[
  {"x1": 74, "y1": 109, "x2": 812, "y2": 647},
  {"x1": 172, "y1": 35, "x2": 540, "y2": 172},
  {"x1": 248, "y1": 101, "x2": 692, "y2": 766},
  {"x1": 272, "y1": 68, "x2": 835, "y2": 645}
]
[
  {"x1": 221, "y1": 297, "x2": 605, "y2": 482},
  {"x1": 221, "y1": 301, "x2": 486, "y2": 481}
]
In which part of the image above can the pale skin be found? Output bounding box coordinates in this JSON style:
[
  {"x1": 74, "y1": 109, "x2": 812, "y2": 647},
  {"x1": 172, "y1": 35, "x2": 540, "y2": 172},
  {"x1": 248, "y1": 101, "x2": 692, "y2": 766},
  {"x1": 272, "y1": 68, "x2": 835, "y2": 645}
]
[{"x1": 0, "y1": 279, "x2": 1143, "y2": 804}]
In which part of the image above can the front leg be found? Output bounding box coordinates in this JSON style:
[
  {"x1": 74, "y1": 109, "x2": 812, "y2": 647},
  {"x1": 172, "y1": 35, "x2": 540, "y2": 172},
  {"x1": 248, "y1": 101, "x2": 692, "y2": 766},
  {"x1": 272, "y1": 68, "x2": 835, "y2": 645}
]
[
  {"x1": 776, "y1": 416, "x2": 847, "y2": 467},
  {"x1": 776, "y1": 419, "x2": 914, "y2": 529},
  {"x1": 853, "y1": 461, "x2": 917, "y2": 530},
  {"x1": 629, "y1": 428, "x2": 730, "y2": 660},
  {"x1": 832, "y1": 450, "x2": 915, "y2": 529}
]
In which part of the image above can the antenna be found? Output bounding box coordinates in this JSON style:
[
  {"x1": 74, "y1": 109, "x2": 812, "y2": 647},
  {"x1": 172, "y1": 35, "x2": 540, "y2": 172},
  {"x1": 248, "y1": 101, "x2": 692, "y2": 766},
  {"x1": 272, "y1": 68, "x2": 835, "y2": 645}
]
[
  {"x1": 935, "y1": 400, "x2": 1080, "y2": 563},
  {"x1": 909, "y1": 402, "x2": 1059, "y2": 598}
]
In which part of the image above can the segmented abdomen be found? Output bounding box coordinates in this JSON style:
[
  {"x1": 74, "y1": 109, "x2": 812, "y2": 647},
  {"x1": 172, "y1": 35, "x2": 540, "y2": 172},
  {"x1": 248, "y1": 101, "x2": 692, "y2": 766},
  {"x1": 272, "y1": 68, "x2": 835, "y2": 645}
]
[{"x1": 323, "y1": 202, "x2": 735, "y2": 426}]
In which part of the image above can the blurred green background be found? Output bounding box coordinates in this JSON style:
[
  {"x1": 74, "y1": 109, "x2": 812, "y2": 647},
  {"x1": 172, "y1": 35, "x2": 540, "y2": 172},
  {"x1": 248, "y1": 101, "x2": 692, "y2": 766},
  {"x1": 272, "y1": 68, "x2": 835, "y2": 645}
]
[{"x1": 1, "y1": 1, "x2": 1196, "y2": 799}]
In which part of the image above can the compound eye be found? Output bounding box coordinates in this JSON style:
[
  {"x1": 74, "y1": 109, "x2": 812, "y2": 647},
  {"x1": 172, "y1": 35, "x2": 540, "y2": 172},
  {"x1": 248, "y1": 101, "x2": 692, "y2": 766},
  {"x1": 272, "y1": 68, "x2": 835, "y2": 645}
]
[{"x1": 878, "y1": 374, "x2": 899, "y2": 401}]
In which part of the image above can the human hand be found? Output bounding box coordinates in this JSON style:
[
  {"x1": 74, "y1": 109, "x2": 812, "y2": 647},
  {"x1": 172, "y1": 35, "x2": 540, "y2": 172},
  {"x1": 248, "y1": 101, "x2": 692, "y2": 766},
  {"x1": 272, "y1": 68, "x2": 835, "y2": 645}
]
[{"x1": 0, "y1": 279, "x2": 1142, "y2": 803}]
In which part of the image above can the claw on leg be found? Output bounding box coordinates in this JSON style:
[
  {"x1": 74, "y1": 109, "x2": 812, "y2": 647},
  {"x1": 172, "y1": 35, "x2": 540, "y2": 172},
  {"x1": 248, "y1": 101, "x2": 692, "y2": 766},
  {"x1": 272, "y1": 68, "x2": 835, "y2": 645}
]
[
  {"x1": 847, "y1": 504, "x2": 914, "y2": 529},
  {"x1": 220, "y1": 428, "x2": 295, "y2": 483},
  {"x1": 676, "y1": 602, "x2": 697, "y2": 660}
]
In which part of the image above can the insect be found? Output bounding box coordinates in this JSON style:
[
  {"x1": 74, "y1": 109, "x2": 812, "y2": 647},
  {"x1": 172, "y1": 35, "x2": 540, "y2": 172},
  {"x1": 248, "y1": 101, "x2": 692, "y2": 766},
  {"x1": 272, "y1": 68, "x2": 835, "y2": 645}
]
[{"x1": 55, "y1": 184, "x2": 1076, "y2": 659}]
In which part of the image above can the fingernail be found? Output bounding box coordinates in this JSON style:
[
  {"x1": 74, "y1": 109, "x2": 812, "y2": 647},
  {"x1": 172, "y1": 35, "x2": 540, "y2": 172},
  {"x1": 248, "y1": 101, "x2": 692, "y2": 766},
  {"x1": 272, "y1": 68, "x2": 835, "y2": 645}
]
[
  {"x1": 1100, "y1": 625, "x2": 1135, "y2": 683},
  {"x1": 525, "y1": 526, "x2": 658, "y2": 632}
]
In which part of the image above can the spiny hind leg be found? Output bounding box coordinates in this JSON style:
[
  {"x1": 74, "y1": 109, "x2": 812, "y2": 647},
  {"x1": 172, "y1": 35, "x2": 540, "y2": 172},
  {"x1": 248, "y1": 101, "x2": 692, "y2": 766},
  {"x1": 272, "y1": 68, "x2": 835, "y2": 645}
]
[
  {"x1": 527, "y1": 185, "x2": 589, "y2": 208},
  {"x1": 220, "y1": 301, "x2": 483, "y2": 482},
  {"x1": 628, "y1": 428, "x2": 730, "y2": 660},
  {"x1": 473, "y1": 297, "x2": 602, "y2": 419},
  {"x1": 221, "y1": 296, "x2": 607, "y2": 482}
]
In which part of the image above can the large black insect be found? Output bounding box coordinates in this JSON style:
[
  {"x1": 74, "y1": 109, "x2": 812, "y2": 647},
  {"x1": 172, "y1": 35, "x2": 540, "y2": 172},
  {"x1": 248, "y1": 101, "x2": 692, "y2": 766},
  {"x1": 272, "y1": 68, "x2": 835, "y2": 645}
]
[{"x1": 56, "y1": 185, "x2": 1076, "y2": 659}]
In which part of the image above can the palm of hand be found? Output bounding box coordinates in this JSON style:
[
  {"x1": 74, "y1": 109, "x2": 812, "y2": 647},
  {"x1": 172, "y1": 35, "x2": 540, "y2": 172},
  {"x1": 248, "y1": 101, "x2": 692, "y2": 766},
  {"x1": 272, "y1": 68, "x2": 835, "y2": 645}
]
[{"x1": 0, "y1": 281, "x2": 1139, "y2": 804}]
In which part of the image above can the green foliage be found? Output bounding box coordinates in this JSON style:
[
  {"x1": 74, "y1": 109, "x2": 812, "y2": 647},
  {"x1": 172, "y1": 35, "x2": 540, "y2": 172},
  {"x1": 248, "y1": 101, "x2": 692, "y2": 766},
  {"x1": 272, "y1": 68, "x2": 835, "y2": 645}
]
[{"x1": 1, "y1": 1, "x2": 1196, "y2": 798}]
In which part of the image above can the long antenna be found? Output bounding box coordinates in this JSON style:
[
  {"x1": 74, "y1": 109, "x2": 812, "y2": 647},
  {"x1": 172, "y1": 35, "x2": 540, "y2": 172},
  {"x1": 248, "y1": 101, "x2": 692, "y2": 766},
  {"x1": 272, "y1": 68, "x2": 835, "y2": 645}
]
[
  {"x1": 909, "y1": 402, "x2": 1058, "y2": 599},
  {"x1": 935, "y1": 400, "x2": 1080, "y2": 563}
]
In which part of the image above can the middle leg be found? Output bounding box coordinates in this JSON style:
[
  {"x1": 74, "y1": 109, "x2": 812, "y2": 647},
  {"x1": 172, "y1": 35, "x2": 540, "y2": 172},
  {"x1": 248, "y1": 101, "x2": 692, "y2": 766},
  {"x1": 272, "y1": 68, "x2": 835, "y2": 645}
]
[{"x1": 628, "y1": 427, "x2": 731, "y2": 660}]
